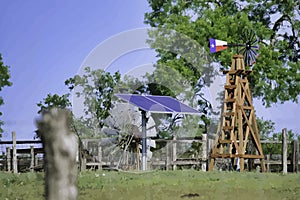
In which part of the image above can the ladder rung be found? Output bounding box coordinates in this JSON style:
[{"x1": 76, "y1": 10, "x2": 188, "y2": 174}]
[
  {"x1": 223, "y1": 70, "x2": 243, "y2": 75},
  {"x1": 218, "y1": 140, "x2": 232, "y2": 144},
  {"x1": 222, "y1": 126, "x2": 234, "y2": 130},
  {"x1": 225, "y1": 85, "x2": 236, "y2": 90},
  {"x1": 223, "y1": 112, "x2": 235, "y2": 116},
  {"x1": 223, "y1": 70, "x2": 252, "y2": 75},
  {"x1": 243, "y1": 106, "x2": 253, "y2": 110},
  {"x1": 225, "y1": 98, "x2": 235, "y2": 103}
]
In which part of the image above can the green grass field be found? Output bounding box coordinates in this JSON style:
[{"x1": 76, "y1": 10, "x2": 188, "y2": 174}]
[{"x1": 1, "y1": 170, "x2": 300, "y2": 200}]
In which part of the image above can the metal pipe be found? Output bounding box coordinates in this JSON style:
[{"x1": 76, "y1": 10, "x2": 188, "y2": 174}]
[{"x1": 142, "y1": 110, "x2": 147, "y2": 171}]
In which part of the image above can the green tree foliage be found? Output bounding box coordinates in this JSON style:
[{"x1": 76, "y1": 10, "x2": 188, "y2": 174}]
[
  {"x1": 257, "y1": 117, "x2": 299, "y2": 155},
  {"x1": 145, "y1": 0, "x2": 300, "y2": 107},
  {"x1": 36, "y1": 68, "x2": 120, "y2": 139},
  {"x1": 65, "y1": 67, "x2": 121, "y2": 137},
  {"x1": 37, "y1": 93, "x2": 71, "y2": 114},
  {"x1": 0, "y1": 54, "x2": 12, "y2": 137},
  {"x1": 256, "y1": 117, "x2": 276, "y2": 140},
  {"x1": 36, "y1": 93, "x2": 71, "y2": 139}
]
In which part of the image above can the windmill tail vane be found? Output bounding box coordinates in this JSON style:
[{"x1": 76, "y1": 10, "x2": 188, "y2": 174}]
[{"x1": 209, "y1": 38, "x2": 259, "y2": 66}]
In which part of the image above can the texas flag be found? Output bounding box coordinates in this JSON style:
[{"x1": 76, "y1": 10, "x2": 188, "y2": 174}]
[{"x1": 210, "y1": 38, "x2": 228, "y2": 53}]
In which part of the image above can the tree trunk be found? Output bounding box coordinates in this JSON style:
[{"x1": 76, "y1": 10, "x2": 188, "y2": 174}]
[{"x1": 37, "y1": 109, "x2": 78, "y2": 200}]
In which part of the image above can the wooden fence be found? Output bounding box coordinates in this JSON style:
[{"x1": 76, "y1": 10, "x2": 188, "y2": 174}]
[
  {"x1": 1, "y1": 130, "x2": 299, "y2": 173},
  {"x1": 0, "y1": 131, "x2": 43, "y2": 172}
]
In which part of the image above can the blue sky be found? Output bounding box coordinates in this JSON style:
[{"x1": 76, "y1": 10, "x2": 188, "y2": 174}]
[
  {"x1": 0, "y1": 0, "x2": 152, "y2": 140},
  {"x1": 0, "y1": 1, "x2": 299, "y2": 140}
]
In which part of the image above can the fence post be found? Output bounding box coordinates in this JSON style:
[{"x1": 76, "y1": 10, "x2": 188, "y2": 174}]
[
  {"x1": 202, "y1": 134, "x2": 207, "y2": 172},
  {"x1": 291, "y1": 140, "x2": 299, "y2": 173},
  {"x1": 81, "y1": 154, "x2": 86, "y2": 171},
  {"x1": 12, "y1": 131, "x2": 18, "y2": 174},
  {"x1": 98, "y1": 143, "x2": 102, "y2": 170},
  {"x1": 6, "y1": 147, "x2": 11, "y2": 172},
  {"x1": 30, "y1": 146, "x2": 34, "y2": 172},
  {"x1": 37, "y1": 109, "x2": 78, "y2": 200},
  {"x1": 166, "y1": 141, "x2": 170, "y2": 170},
  {"x1": 172, "y1": 136, "x2": 177, "y2": 170},
  {"x1": 35, "y1": 154, "x2": 39, "y2": 169},
  {"x1": 282, "y1": 128, "x2": 287, "y2": 174},
  {"x1": 266, "y1": 154, "x2": 270, "y2": 173}
]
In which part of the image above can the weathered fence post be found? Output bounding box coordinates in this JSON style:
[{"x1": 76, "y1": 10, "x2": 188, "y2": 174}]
[
  {"x1": 266, "y1": 154, "x2": 270, "y2": 173},
  {"x1": 282, "y1": 128, "x2": 287, "y2": 174},
  {"x1": 35, "y1": 154, "x2": 39, "y2": 169},
  {"x1": 12, "y1": 131, "x2": 18, "y2": 174},
  {"x1": 172, "y1": 136, "x2": 177, "y2": 170},
  {"x1": 291, "y1": 140, "x2": 299, "y2": 173},
  {"x1": 81, "y1": 154, "x2": 86, "y2": 172},
  {"x1": 166, "y1": 141, "x2": 170, "y2": 170},
  {"x1": 202, "y1": 134, "x2": 207, "y2": 172},
  {"x1": 6, "y1": 147, "x2": 11, "y2": 172},
  {"x1": 37, "y1": 109, "x2": 78, "y2": 200},
  {"x1": 98, "y1": 143, "x2": 102, "y2": 170},
  {"x1": 79, "y1": 140, "x2": 86, "y2": 172},
  {"x1": 30, "y1": 145, "x2": 34, "y2": 172}
]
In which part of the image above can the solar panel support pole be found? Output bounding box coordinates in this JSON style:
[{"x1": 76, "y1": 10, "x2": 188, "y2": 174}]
[{"x1": 141, "y1": 110, "x2": 147, "y2": 171}]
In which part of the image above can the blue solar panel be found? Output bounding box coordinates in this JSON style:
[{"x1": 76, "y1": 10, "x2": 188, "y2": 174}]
[{"x1": 115, "y1": 94, "x2": 200, "y2": 114}]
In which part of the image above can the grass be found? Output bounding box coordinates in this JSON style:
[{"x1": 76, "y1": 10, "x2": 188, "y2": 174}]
[{"x1": 1, "y1": 170, "x2": 300, "y2": 200}]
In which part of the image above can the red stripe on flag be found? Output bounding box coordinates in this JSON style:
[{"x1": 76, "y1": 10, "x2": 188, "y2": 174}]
[{"x1": 216, "y1": 46, "x2": 227, "y2": 52}]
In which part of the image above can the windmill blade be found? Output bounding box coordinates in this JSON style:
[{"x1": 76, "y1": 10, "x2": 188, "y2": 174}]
[
  {"x1": 249, "y1": 30, "x2": 256, "y2": 44},
  {"x1": 242, "y1": 49, "x2": 249, "y2": 66},
  {"x1": 251, "y1": 45, "x2": 259, "y2": 50},
  {"x1": 250, "y1": 48, "x2": 259, "y2": 58},
  {"x1": 248, "y1": 51, "x2": 256, "y2": 65},
  {"x1": 244, "y1": 49, "x2": 256, "y2": 66},
  {"x1": 239, "y1": 47, "x2": 246, "y2": 58}
]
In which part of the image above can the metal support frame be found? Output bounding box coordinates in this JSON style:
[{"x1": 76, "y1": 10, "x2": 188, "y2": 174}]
[{"x1": 141, "y1": 110, "x2": 147, "y2": 171}]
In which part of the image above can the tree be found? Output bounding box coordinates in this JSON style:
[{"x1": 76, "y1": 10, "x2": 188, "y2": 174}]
[
  {"x1": 256, "y1": 117, "x2": 299, "y2": 155},
  {"x1": 0, "y1": 54, "x2": 12, "y2": 138},
  {"x1": 37, "y1": 93, "x2": 71, "y2": 114},
  {"x1": 145, "y1": 0, "x2": 300, "y2": 107},
  {"x1": 65, "y1": 67, "x2": 121, "y2": 137},
  {"x1": 256, "y1": 117, "x2": 276, "y2": 140},
  {"x1": 36, "y1": 93, "x2": 71, "y2": 139}
]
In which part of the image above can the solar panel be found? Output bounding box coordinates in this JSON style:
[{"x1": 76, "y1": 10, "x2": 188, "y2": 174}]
[{"x1": 115, "y1": 94, "x2": 200, "y2": 115}]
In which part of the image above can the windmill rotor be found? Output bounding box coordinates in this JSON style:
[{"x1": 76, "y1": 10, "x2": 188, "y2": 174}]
[
  {"x1": 209, "y1": 29, "x2": 259, "y2": 66},
  {"x1": 238, "y1": 29, "x2": 259, "y2": 66}
]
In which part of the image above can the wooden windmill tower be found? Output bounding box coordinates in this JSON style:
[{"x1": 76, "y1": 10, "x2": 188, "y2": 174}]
[{"x1": 208, "y1": 33, "x2": 266, "y2": 172}]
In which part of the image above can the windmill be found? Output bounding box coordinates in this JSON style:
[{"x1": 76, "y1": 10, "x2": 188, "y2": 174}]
[{"x1": 209, "y1": 30, "x2": 266, "y2": 172}]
